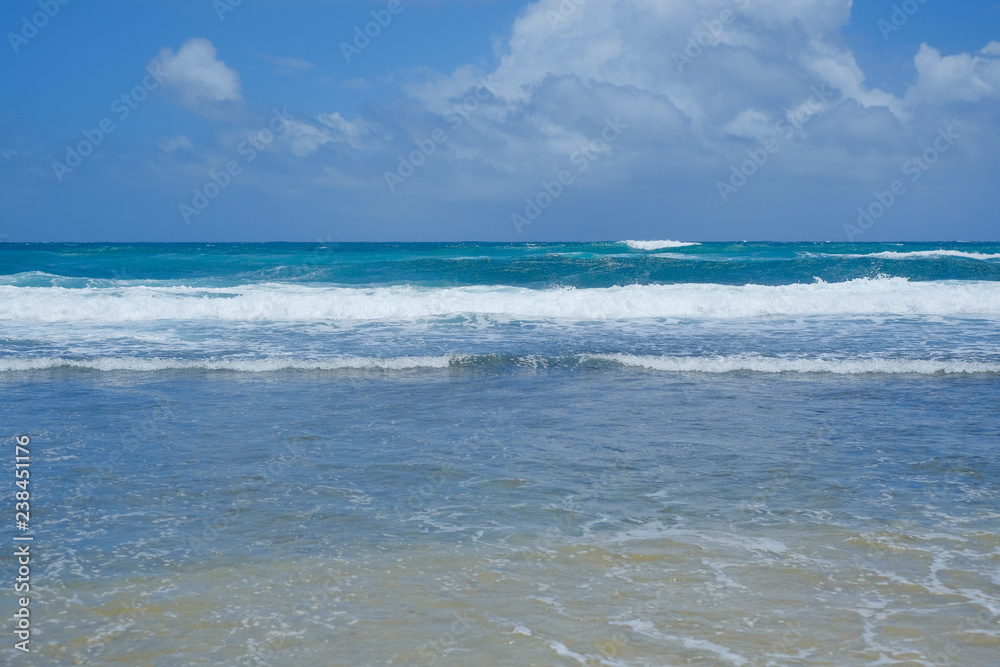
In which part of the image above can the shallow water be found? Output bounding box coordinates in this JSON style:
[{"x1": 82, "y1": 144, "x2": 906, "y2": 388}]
[{"x1": 1, "y1": 369, "x2": 998, "y2": 665}]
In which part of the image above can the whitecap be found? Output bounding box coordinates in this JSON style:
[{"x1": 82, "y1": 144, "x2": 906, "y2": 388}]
[
  {"x1": 828, "y1": 250, "x2": 1000, "y2": 261},
  {"x1": 589, "y1": 354, "x2": 1000, "y2": 375},
  {"x1": 3, "y1": 277, "x2": 1000, "y2": 322},
  {"x1": 621, "y1": 240, "x2": 700, "y2": 250}
]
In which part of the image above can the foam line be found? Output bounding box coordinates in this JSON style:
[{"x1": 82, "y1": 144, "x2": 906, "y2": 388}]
[
  {"x1": 0, "y1": 356, "x2": 455, "y2": 372},
  {"x1": 589, "y1": 354, "x2": 1000, "y2": 374},
  {"x1": 1, "y1": 354, "x2": 997, "y2": 374},
  {"x1": 3, "y1": 278, "x2": 1000, "y2": 323}
]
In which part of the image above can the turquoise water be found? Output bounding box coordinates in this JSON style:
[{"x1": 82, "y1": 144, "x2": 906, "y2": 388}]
[
  {"x1": 1, "y1": 242, "x2": 999, "y2": 665},
  {"x1": 3, "y1": 241, "x2": 1000, "y2": 288}
]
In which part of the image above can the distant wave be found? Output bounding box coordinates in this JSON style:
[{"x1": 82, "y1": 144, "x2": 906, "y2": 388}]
[
  {"x1": 3, "y1": 278, "x2": 1000, "y2": 322},
  {"x1": 0, "y1": 271, "x2": 64, "y2": 284},
  {"x1": 2, "y1": 354, "x2": 996, "y2": 375},
  {"x1": 621, "y1": 240, "x2": 700, "y2": 250},
  {"x1": 827, "y1": 250, "x2": 1000, "y2": 261}
]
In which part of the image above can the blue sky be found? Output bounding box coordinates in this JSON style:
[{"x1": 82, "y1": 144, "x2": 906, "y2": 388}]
[{"x1": 1, "y1": 0, "x2": 998, "y2": 242}]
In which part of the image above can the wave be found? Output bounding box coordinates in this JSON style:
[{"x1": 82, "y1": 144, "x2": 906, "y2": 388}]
[
  {"x1": 0, "y1": 356, "x2": 454, "y2": 372},
  {"x1": 621, "y1": 240, "x2": 700, "y2": 250},
  {"x1": 2, "y1": 278, "x2": 1000, "y2": 322},
  {"x1": 587, "y1": 354, "x2": 1000, "y2": 375},
  {"x1": 828, "y1": 250, "x2": 1000, "y2": 261},
  {"x1": 2, "y1": 354, "x2": 996, "y2": 374},
  {"x1": 0, "y1": 271, "x2": 65, "y2": 285}
]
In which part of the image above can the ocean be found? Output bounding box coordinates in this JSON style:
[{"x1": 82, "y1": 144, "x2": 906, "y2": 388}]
[{"x1": 1, "y1": 241, "x2": 998, "y2": 665}]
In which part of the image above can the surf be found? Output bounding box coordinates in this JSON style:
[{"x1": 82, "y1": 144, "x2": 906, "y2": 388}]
[{"x1": 3, "y1": 277, "x2": 1000, "y2": 322}]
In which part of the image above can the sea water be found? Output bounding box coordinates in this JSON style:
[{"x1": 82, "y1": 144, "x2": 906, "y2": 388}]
[{"x1": 1, "y1": 241, "x2": 998, "y2": 665}]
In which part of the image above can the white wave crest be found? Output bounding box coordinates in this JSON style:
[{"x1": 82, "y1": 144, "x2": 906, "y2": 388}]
[
  {"x1": 622, "y1": 240, "x2": 700, "y2": 250},
  {"x1": 2, "y1": 354, "x2": 997, "y2": 374},
  {"x1": 589, "y1": 354, "x2": 1000, "y2": 375},
  {"x1": 832, "y1": 250, "x2": 1000, "y2": 261},
  {"x1": 0, "y1": 356, "x2": 454, "y2": 372},
  {"x1": 2, "y1": 278, "x2": 1000, "y2": 323}
]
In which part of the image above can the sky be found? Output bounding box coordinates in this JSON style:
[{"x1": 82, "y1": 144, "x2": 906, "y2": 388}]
[{"x1": 1, "y1": 0, "x2": 998, "y2": 242}]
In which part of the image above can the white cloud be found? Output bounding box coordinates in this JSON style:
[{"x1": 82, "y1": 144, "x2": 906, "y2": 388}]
[
  {"x1": 476, "y1": 0, "x2": 857, "y2": 107},
  {"x1": 317, "y1": 113, "x2": 378, "y2": 147},
  {"x1": 262, "y1": 0, "x2": 998, "y2": 209},
  {"x1": 394, "y1": 0, "x2": 999, "y2": 170},
  {"x1": 152, "y1": 38, "x2": 241, "y2": 107},
  {"x1": 807, "y1": 50, "x2": 905, "y2": 119},
  {"x1": 284, "y1": 113, "x2": 381, "y2": 157},
  {"x1": 722, "y1": 109, "x2": 774, "y2": 141},
  {"x1": 384, "y1": 0, "x2": 871, "y2": 176},
  {"x1": 905, "y1": 43, "x2": 1000, "y2": 106},
  {"x1": 285, "y1": 121, "x2": 331, "y2": 158}
]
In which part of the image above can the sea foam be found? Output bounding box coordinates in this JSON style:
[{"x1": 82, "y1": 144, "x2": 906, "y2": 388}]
[
  {"x1": 0, "y1": 356, "x2": 455, "y2": 372},
  {"x1": 830, "y1": 250, "x2": 1000, "y2": 261},
  {"x1": 622, "y1": 240, "x2": 700, "y2": 250},
  {"x1": 3, "y1": 277, "x2": 1000, "y2": 322},
  {"x1": 1, "y1": 354, "x2": 997, "y2": 374},
  {"x1": 588, "y1": 354, "x2": 1000, "y2": 375}
]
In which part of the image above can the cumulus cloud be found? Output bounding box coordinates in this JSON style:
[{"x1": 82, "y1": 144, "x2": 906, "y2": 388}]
[
  {"x1": 375, "y1": 0, "x2": 873, "y2": 177},
  {"x1": 479, "y1": 0, "x2": 855, "y2": 104},
  {"x1": 152, "y1": 38, "x2": 241, "y2": 107},
  {"x1": 276, "y1": 0, "x2": 998, "y2": 206},
  {"x1": 392, "y1": 1, "x2": 999, "y2": 167},
  {"x1": 905, "y1": 42, "x2": 1000, "y2": 106}
]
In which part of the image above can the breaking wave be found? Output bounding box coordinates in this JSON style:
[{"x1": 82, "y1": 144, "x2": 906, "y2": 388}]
[
  {"x1": 3, "y1": 277, "x2": 1000, "y2": 323},
  {"x1": 2, "y1": 354, "x2": 997, "y2": 375},
  {"x1": 828, "y1": 250, "x2": 1000, "y2": 261},
  {"x1": 621, "y1": 240, "x2": 700, "y2": 250}
]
